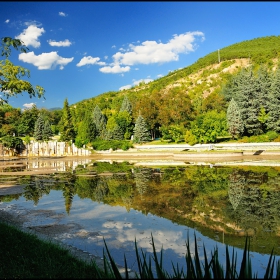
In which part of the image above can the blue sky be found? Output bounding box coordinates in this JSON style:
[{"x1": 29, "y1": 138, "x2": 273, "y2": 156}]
[{"x1": 1, "y1": 1, "x2": 280, "y2": 110}]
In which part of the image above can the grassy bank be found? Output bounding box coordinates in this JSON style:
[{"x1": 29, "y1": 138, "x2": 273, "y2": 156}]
[
  {"x1": 0, "y1": 221, "x2": 109, "y2": 279},
  {"x1": 1, "y1": 220, "x2": 280, "y2": 279}
]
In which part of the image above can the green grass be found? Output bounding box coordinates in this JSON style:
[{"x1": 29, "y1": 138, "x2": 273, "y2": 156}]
[
  {"x1": 1, "y1": 220, "x2": 280, "y2": 279},
  {"x1": 0, "y1": 221, "x2": 110, "y2": 279}
]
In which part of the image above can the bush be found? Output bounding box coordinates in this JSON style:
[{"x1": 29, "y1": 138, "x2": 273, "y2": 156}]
[
  {"x1": 184, "y1": 130, "x2": 198, "y2": 145},
  {"x1": 91, "y1": 140, "x2": 133, "y2": 151}
]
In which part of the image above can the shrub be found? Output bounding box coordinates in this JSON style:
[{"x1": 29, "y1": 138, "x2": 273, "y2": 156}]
[{"x1": 91, "y1": 140, "x2": 133, "y2": 151}]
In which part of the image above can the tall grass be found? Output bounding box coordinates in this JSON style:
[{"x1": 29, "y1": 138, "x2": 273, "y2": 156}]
[{"x1": 1, "y1": 220, "x2": 280, "y2": 279}]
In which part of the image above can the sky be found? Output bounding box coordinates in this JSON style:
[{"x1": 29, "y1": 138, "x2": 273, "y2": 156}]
[{"x1": 1, "y1": 1, "x2": 280, "y2": 110}]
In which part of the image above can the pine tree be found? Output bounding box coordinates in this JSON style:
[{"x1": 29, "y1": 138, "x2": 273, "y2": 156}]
[
  {"x1": 133, "y1": 115, "x2": 151, "y2": 143},
  {"x1": 42, "y1": 119, "x2": 53, "y2": 141},
  {"x1": 120, "y1": 96, "x2": 132, "y2": 115},
  {"x1": 235, "y1": 67, "x2": 262, "y2": 135},
  {"x1": 227, "y1": 98, "x2": 244, "y2": 139},
  {"x1": 92, "y1": 105, "x2": 106, "y2": 138},
  {"x1": 112, "y1": 124, "x2": 124, "y2": 140},
  {"x1": 59, "y1": 98, "x2": 76, "y2": 142},
  {"x1": 267, "y1": 68, "x2": 280, "y2": 132},
  {"x1": 33, "y1": 113, "x2": 45, "y2": 141}
]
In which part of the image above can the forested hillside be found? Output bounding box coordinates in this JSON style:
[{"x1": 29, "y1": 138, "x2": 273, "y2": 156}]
[{"x1": 1, "y1": 35, "x2": 280, "y2": 150}]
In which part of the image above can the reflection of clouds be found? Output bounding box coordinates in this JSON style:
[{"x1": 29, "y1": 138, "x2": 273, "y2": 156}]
[{"x1": 103, "y1": 221, "x2": 132, "y2": 229}]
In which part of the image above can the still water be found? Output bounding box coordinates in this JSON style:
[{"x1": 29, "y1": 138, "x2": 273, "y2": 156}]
[{"x1": 1, "y1": 158, "x2": 280, "y2": 276}]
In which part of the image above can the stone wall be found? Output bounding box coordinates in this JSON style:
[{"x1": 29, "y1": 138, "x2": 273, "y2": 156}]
[{"x1": 0, "y1": 141, "x2": 91, "y2": 157}]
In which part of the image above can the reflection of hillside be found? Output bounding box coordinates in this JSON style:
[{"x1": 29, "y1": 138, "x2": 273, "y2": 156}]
[
  {"x1": 4, "y1": 164, "x2": 280, "y2": 255},
  {"x1": 73, "y1": 165, "x2": 280, "y2": 255}
]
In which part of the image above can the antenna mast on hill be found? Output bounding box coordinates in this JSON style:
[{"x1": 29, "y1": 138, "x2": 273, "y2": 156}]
[{"x1": 218, "y1": 49, "x2": 220, "y2": 63}]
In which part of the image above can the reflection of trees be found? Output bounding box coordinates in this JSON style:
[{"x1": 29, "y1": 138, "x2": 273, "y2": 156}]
[
  {"x1": 95, "y1": 178, "x2": 109, "y2": 202},
  {"x1": 228, "y1": 169, "x2": 246, "y2": 210},
  {"x1": 227, "y1": 169, "x2": 280, "y2": 233},
  {"x1": 75, "y1": 177, "x2": 98, "y2": 200},
  {"x1": 134, "y1": 168, "x2": 152, "y2": 197},
  {"x1": 62, "y1": 183, "x2": 76, "y2": 215},
  {"x1": 23, "y1": 177, "x2": 51, "y2": 206}
]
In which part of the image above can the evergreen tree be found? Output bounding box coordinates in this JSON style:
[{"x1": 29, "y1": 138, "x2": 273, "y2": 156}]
[
  {"x1": 112, "y1": 124, "x2": 124, "y2": 140},
  {"x1": 59, "y1": 98, "x2": 76, "y2": 142},
  {"x1": 133, "y1": 115, "x2": 151, "y2": 143},
  {"x1": 42, "y1": 119, "x2": 53, "y2": 141},
  {"x1": 235, "y1": 67, "x2": 263, "y2": 135},
  {"x1": 33, "y1": 113, "x2": 45, "y2": 141},
  {"x1": 267, "y1": 68, "x2": 280, "y2": 132},
  {"x1": 120, "y1": 96, "x2": 132, "y2": 115},
  {"x1": 227, "y1": 98, "x2": 244, "y2": 139},
  {"x1": 92, "y1": 105, "x2": 106, "y2": 138}
]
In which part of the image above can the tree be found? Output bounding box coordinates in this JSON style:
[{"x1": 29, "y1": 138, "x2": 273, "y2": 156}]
[
  {"x1": 75, "y1": 111, "x2": 97, "y2": 147},
  {"x1": 34, "y1": 113, "x2": 53, "y2": 141},
  {"x1": 190, "y1": 110, "x2": 228, "y2": 143},
  {"x1": 267, "y1": 68, "x2": 280, "y2": 132},
  {"x1": 33, "y1": 113, "x2": 45, "y2": 141},
  {"x1": 59, "y1": 98, "x2": 76, "y2": 142},
  {"x1": 17, "y1": 105, "x2": 39, "y2": 136},
  {"x1": 92, "y1": 105, "x2": 106, "y2": 138},
  {"x1": 133, "y1": 115, "x2": 151, "y2": 143},
  {"x1": 227, "y1": 98, "x2": 244, "y2": 139},
  {"x1": 42, "y1": 119, "x2": 53, "y2": 141},
  {"x1": 0, "y1": 37, "x2": 45, "y2": 105},
  {"x1": 120, "y1": 95, "x2": 132, "y2": 115}
]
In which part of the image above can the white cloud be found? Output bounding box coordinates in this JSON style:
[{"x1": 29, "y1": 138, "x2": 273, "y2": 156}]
[
  {"x1": 99, "y1": 64, "x2": 130, "y2": 74},
  {"x1": 5, "y1": 19, "x2": 9, "y2": 23},
  {"x1": 59, "y1": 12, "x2": 67, "y2": 17},
  {"x1": 111, "y1": 45, "x2": 116, "y2": 48},
  {"x1": 157, "y1": 74, "x2": 163, "y2": 78},
  {"x1": 16, "y1": 25, "x2": 45, "y2": 48},
  {"x1": 23, "y1": 102, "x2": 36, "y2": 108},
  {"x1": 48, "y1": 39, "x2": 72, "y2": 47},
  {"x1": 18, "y1": 51, "x2": 74, "y2": 70},
  {"x1": 133, "y1": 78, "x2": 153, "y2": 86},
  {"x1": 112, "y1": 31, "x2": 204, "y2": 66},
  {"x1": 76, "y1": 56, "x2": 106, "y2": 67},
  {"x1": 119, "y1": 85, "x2": 132, "y2": 91}
]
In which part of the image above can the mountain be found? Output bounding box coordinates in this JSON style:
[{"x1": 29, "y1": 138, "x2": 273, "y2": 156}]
[{"x1": 70, "y1": 35, "x2": 280, "y2": 141}]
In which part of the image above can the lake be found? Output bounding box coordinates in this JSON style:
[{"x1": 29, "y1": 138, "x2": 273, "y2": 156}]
[{"x1": 0, "y1": 158, "x2": 280, "y2": 277}]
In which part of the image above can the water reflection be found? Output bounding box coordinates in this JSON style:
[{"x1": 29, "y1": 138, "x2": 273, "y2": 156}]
[{"x1": 1, "y1": 161, "x2": 280, "y2": 275}]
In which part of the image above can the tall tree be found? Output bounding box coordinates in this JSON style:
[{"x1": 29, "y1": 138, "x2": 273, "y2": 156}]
[
  {"x1": 120, "y1": 95, "x2": 132, "y2": 115},
  {"x1": 92, "y1": 105, "x2": 106, "y2": 138},
  {"x1": 42, "y1": 119, "x2": 53, "y2": 141},
  {"x1": 0, "y1": 37, "x2": 45, "y2": 105},
  {"x1": 227, "y1": 98, "x2": 244, "y2": 139},
  {"x1": 75, "y1": 111, "x2": 97, "y2": 146},
  {"x1": 33, "y1": 113, "x2": 45, "y2": 141},
  {"x1": 267, "y1": 68, "x2": 280, "y2": 132},
  {"x1": 59, "y1": 98, "x2": 76, "y2": 142},
  {"x1": 133, "y1": 114, "x2": 151, "y2": 143}
]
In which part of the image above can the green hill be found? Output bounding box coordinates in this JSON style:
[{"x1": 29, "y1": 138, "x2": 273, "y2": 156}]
[{"x1": 69, "y1": 35, "x2": 280, "y2": 144}]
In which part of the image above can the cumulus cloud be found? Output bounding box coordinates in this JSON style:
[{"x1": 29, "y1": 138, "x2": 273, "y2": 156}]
[
  {"x1": 18, "y1": 51, "x2": 74, "y2": 70},
  {"x1": 119, "y1": 78, "x2": 153, "y2": 91},
  {"x1": 112, "y1": 31, "x2": 204, "y2": 66},
  {"x1": 5, "y1": 19, "x2": 9, "y2": 23},
  {"x1": 99, "y1": 64, "x2": 130, "y2": 74},
  {"x1": 16, "y1": 25, "x2": 45, "y2": 48},
  {"x1": 48, "y1": 39, "x2": 72, "y2": 47},
  {"x1": 23, "y1": 103, "x2": 36, "y2": 108},
  {"x1": 133, "y1": 78, "x2": 153, "y2": 86},
  {"x1": 76, "y1": 56, "x2": 106, "y2": 67},
  {"x1": 59, "y1": 12, "x2": 67, "y2": 17},
  {"x1": 119, "y1": 85, "x2": 132, "y2": 91}
]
